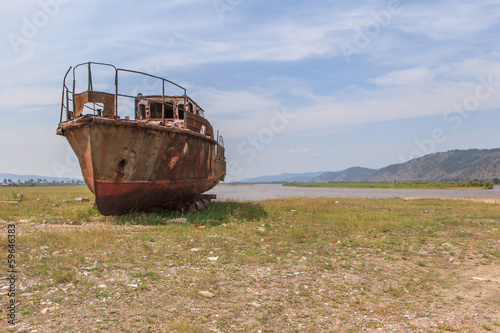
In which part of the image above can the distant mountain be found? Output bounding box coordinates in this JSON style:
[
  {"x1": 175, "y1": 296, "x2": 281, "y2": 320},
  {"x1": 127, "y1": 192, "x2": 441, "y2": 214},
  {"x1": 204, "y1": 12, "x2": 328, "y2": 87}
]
[
  {"x1": 239, "y1": 171, "x2": 326, "y2": 183},
  {"x1": 236, "y1": 148, "x2": 500, "y2": 184},
  {"x1": 0, "y1": 173, "x2": 82, "y2": 183},
  {"x1": 312, "y1": 167, "x2": 377, "y2": 183},
  {"x1": 368, "y1": 148, "x2": 500, "y2": 182},
  {"x1": 239, "y1": 168, "x2": 377, "y2": 183}
]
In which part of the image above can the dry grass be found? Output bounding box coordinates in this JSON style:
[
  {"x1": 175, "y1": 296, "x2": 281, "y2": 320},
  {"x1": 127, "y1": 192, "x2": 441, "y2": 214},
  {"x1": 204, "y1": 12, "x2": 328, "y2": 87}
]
[
  {"x1": 0, "y1": 186, "x2": 499, "y2": 332},
  {"x1": 0, "y1": 186, "x2": 101, "y2": 224}
]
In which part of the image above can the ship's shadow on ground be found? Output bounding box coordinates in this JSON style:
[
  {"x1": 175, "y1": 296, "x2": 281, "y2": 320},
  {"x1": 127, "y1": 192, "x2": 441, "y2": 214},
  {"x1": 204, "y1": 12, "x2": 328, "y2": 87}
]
[{"x1": 114, "y1": 201, "x2": 268, "y2": 227}]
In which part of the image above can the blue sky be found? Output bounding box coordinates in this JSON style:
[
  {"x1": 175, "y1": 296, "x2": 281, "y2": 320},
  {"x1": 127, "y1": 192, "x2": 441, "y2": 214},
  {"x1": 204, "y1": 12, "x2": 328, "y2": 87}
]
[{"x1": 1, "y1": 0, "x2": 499, "y2": 181}]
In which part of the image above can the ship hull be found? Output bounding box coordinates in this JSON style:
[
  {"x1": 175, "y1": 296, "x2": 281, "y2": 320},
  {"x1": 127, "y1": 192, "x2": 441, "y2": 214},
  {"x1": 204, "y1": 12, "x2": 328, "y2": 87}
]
[{"x1": 58, "y1": 116, "x2": 226, "y2": 215}]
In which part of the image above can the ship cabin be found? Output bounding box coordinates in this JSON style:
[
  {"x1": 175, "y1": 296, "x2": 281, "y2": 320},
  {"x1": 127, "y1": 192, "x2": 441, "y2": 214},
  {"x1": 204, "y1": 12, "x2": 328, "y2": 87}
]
[
  {"x1": 68, "y1": 91, "x2": 214, "y2": 139},
  {"x1": 134, "y1": 94, "x2": 214, "y2": 138}
]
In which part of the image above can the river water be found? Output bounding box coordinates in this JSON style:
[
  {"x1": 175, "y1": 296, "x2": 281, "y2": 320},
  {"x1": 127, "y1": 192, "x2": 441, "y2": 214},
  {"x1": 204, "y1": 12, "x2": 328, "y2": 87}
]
[{"x1": 208, "y1": 184, "x2": 500, "y2": 202}]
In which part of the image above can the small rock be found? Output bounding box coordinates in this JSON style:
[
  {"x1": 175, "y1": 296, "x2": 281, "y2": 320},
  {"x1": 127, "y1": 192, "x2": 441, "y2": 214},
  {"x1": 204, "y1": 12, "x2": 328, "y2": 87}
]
[
  {"x1": 40, "y1": 306, "x2": 58, "y2": 314},
  {"x1": 198, "y1": 291, "x2": 215, "y2": 298},
  {"x1": 207, "y1": 256, "x2": 218, "y2": 261},
  {"x1": 414, "y1": 317, "x2": 431, "y2": 322},
  {"x1": 97, "y1": 284, "x2": 106, "y2": 289},
  {"x1": 249, "y1": 301, "x2": 261, "y2": 308},
  {"x1": 127, "y1": 284, "x2": 138, "y2": 288},
  {"x1": 74, "y1": 197, "x2": 90, "y2": 203},
  {"x1": 167, "y1": 218, "x2": 188, "y2": 225}
]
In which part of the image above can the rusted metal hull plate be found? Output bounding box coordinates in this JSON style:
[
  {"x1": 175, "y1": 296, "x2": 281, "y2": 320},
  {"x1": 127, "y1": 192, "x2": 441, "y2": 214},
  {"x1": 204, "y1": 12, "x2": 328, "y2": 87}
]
[
  {"x1": 94, "y1": 179, "x2": 217, "y2": 215},
  {"x1": 58, "y1": 116, "x2": 226, "y2": 215}
]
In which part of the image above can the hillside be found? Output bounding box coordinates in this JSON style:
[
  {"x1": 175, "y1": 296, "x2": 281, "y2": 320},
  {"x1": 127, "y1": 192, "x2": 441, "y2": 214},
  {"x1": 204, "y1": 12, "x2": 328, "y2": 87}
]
[
  {"x1": 239, "y1": 171, "x2": 326, "y2": 183},
  {"x1": 312, "y1": 167, "x2": 377, "y2": 183},
  {"x1": 368, "y1": 148, "x2": 500, "y2": 182}
]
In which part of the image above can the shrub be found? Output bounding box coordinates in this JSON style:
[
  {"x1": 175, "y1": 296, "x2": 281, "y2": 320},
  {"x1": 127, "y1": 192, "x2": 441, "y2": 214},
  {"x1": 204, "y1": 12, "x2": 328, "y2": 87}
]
[{"x1": 483, "y1": 181, "x2": 494, "y2": 189}]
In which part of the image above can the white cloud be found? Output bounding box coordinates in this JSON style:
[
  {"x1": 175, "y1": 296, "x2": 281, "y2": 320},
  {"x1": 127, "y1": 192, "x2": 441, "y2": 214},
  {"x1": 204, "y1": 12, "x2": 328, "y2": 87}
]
[
  {"x1": 200, "y1": 56, "x2": 500, "y2": 144},
  {"x1": 0, "y1": 86, "x2": 60, "y2": 108},
  {"x1": 192, "y1": 87, "x2": 285, "y2": 139},
  {"x1": 369, "y1": 67, "x2": 434, "y2": 86},
  {"x1": 443, "y1": 59, "x2": 500, "y2": 79},
  {"x1": 395, "y1": 1, "x2": 500, "y2": 40},
  {"x1": 195, "y1": 88, "x2": 278, "y2": 116}
]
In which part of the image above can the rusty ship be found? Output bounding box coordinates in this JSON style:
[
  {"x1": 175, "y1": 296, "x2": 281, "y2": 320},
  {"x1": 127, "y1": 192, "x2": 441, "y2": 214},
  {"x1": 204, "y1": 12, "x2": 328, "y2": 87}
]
[{"x1": 56, "y1": 62, "x2": 226, "y2": 215}]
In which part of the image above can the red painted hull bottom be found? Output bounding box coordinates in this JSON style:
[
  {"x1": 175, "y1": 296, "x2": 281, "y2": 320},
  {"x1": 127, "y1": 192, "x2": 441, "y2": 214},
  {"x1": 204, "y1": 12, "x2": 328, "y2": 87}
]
[{"x1": 94, "y1": 179, "x2": 216, "y2": 216}]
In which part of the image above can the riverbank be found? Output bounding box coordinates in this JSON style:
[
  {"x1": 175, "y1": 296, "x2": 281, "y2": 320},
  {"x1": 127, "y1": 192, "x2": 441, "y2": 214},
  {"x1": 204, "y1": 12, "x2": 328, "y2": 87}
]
[{"x1": 208, "y1": 184, "x2": 500, "y2": 202}]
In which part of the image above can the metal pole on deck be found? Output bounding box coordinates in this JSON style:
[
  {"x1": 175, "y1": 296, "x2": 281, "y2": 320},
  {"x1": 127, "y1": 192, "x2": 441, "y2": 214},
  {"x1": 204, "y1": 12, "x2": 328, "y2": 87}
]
[
  {"x1": 72, "y1": 67, "x2": 76, "y2": 116},
  {"x1": 88, "y1": 63, "x2": 93, "y2": 91},
  {"x1": 115, "y1": 69, "x2": 118, "y2": 117},
  {"x1": 162, "y1": 80, "x2": 165, "y2": 124},
  {"x1": 60, "y1": 66, "x2": 71, "y2": 122},
  {"x1": 183, "y1": 92, "x2": 187, "y2": 128}
]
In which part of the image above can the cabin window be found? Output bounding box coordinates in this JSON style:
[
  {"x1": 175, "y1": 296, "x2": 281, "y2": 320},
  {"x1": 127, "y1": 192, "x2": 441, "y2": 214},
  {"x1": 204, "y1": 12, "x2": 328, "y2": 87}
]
[
  {"x1": 165, "y1": 103, "x2": 174, "y2": 118},
  {"x1": 150, "y1": 102, "x2": 174, "y2": 119},
  {"x1": 83, "y1": 102, "x2": 104, "y2": 116},
  {"x1": 138, "y1": 104, "x2": 146, "y2": 120},
  {"x1": 177, "y1": 104, "x2": 185, "y2": 119},
  {"x1": 189, "y1": 102, "x2": 194, "y2": 114}
]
